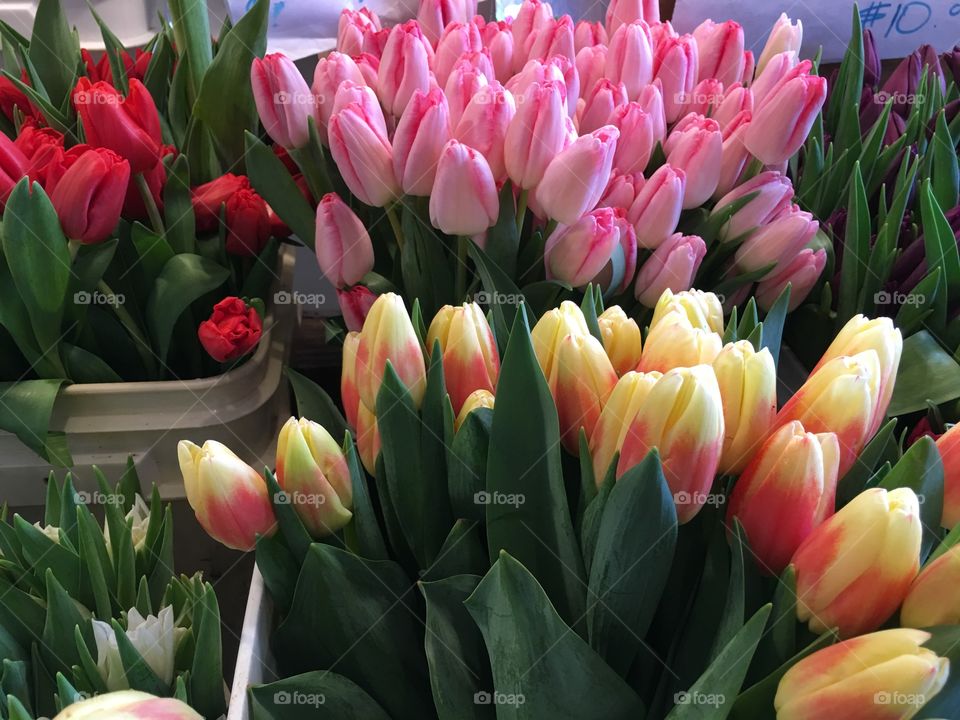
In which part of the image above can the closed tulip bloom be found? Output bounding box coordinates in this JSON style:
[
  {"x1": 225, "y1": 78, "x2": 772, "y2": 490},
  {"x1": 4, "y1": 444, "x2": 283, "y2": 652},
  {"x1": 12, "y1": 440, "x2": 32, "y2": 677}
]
[
  {"x1": 433, "y1": 22, "x2": 482, "y2": 87},
  {"x1": 506, "y1": 57, "x2": 566, "y2": 100},
  {"x1": 589, "y1": 371, "x2": 661, "y2": 480},
  {"x1": 713, "y1": 170, "x2": 794, "y2": 241},
  {"x1": 599, "y1": 171, "x2": 642, "y2": 210},
  {"x1": 454, "y1": 82, "x2": 515, "y2": 183},
  {"x1": 598, "y1": 306, "x2": 642, "y2": 376},
  {"x1": 50, "y1": 148, "x2": 129, "y2": 244},
  {"x1": 455, "y1": 388, "x2": 495, "y2": 430},
  {"x1": 575, "y1": 20, "x2": 607, "y2": 51},
  {"x1": 393, "y1": 87, "x2": 451, "y2": 196},
  {"x1": 342, "y1": 331, "x2": 362, "y2": 430},
  {"x1": 511, "y1": 0, "x2": 554, "y2": 70},
  {"x1": 482, "y1": 20, "x2": 514, "y2": 82},
  {"x1": 650, "y1": 288, "x2": 725, "y2": 334},
  {"x1": 0, "y1": 133, "x2": 28, "y2": 206},
  {"x1": 418, "y1": 0, "x2": 476, "y2": 46},
  {"x1": 315, "y1": 193, "x2": 374, "y2": 288},
  {"x1": 628, "y1": 164, "x2": 685, "y2": 249},
  {"x1": 92, "y1": 605, "x2": 183, "y2": 691},
  {"x1": 251, "y1": 53, "x2": 316, "y2": 150},
  {"x1": 426, "y1": 303, "x2": 499, "y2": 414},
  {"x1": 664, "y1": 115, "x2": 722, "y2": 208},
  {"x1": 576, "y1": 46, "x2": 608, "y2": 105},
  {"x1": 608, "y1": 102, "x2": 654, "y2": 174},
  {"x1": 505, "y1": 80, "x2": 568, "y2": 188},
  {"x1": 903, "y1": 544, "x2": 960, "y2": 626},
  {"x1": 552, "y1": 333, "x2": 618, "y2": 453},
  {"x1": 356, "y1": 293, "x2": 427, "y2": 410},
  {"x1": 338, "y1": 7, "x2": 380, "y2": 56},
  {"x1": 654, "y1": 35, "x2": 699, "y2": 123},
  {"x1": 756, "y1": 13, "x2": 803, "y2": 76},
  {"x1": 537, "y1": 126, "x2": 618, "y2": 223},
  {"x1": 693, "y1": 19, "x2": 744, "y2": 86},
  {"x1": 605, "y1": 0, "x2": 659, "y2": 36},
  {"x1": 605, "y1": 22, "x2": 654, "y2": 100},
  {"x1": 378, "y1": 20, "x2": 433, "y2": 117},
  {"x1": 527, "y1": 15, "x2": 576, "y2": 65},
  {"x1": 756, "y1": 248, "x2": 826, "y2": 312},
  {"x1": 609, "y1": 209, "x2": 639, "y2": 294},
  {"x1": 750, "y1": 53, "x2": 802, "y2": 108},
  {"x1": 579, "y1": 79, "x2": 627, "y2": 134},
  {"x1": 634, "y1": 232, "x2": 707, "y2": 307},
  {"x1": 746, "y1": 73, "x2": 826, "y2": 165},
  {"x1": 793, "y1": 487, "x2": 922, "y2": 637},
  {"x1": 727, "y1": 422, "x2": 839, "y2": 574},
  {"x1": 330, "y1": 81, "x2": 386, "y2": 134},
  {"x1": 356, "y1": 402, "x2": 381, "y2": 475},
  {"x1": 636, "y1": 83, "x2": 666, "y2": 142},
  {"x1": 713, "y1": 85, "x2": 754, "y2": 130},
  {"x1": 444, "y1": 60, "x2": 490, "y2": 129},
  {"x1": 73, "y1": 78, "x2": 162, "y2": 173},
  {"x1": 735, "y1": 204, "x2": 818, "y2": 276},
  {"x1": 354, "y1": 52, "x2": 380, "y2": 88},
  {"x1": 53, "y1": 690, "x2": 202, "y2": 720},
  {"x1": 639, "y1": 308, "x2": 722, "y2": 373},
  {"x1": 312, "y1": 52, "x2": 365, "y2": 143},
  {"x1": 177, "y1": 440, "x2": 276, "y2": 551},
  {"x1": 775, "y1": 628, "x2": 948, "y2": 720},
  {"x1": 714, "y1": 110, "x2": 752, "y2": 197},
  {"x1": 938, "y1": 424, "x2": 960, "y2": 529},
  {"x1": 531, "y1": 300, "x2": 589, "y2": 381},
  {"x1": 429, "y1": 140, "x2": 498, "y2": 236},
  {"x1": 713, "y1": 341, "x2": 778, "y2": 475},
  {"x1": 683, "y1": 78, "x2": 725, "y2": 118},
  {"x1": 545, "y1": 207, "x2": 620, "y2": 286},
  {"x1": 617, "y1": 365, "x2": 724, "y2": 522},
  {"x1": 328, "y1": 101, "x2": 399, "y2": 207},
  {"x1": 338, "y1": 286, "x2": 378, "y2": 333}
]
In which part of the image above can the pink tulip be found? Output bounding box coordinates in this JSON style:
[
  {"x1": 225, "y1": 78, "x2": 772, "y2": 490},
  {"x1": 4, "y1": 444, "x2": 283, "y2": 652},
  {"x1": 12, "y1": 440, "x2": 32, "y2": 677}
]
[
  {"x1": 312, "y1": 53, "x2": 365, "y2": 145},
  {"x1": 713, "y1": 85, "x2": 753, "y2": 129},
  {"x1": 579, "y1": 78, "x2": 628, "y2": 134},
  {"x1": 746, "y1": 72, "x2": 827, "y2": 165},
  {"x1": 713, "y1": 170, "x2": 795, "y2": 240},
  {"x1": 693, "y1": 20, "x2": 745, "y2": 86},
  {"x1": 481, "y1": 20, "x2": 514, "y2": 82},
  {"x1": 654, "y1": 34, "x2": 698, "y2": 122},
  {"x1": 363, "y1": 28, "x2": 390, "y2": 58},
  {"x1": 634, "y1": 232, "x2": 707, "y2": 306},
  {"x1": 575, "y1": 21, "x2": 607, "y2": 51},
  {"x1": 664, "y1": 114, "x2": 722, "y2": 208},
  {"x1": 454, "y1": 81, "x2": 516, "y2": 183},
  {"x1": 741, "y1": 50, "x2": 755, "y2": 83},
  {"x1": 527, "y1": 15, "x2": 576, "y2": 65},
  {"x1": 315, "y1": 193, "x2": 375, "y2": 288},
  {"x1": 756, "y1": 248, "x2": 826, "y2": 311},
  {"x1": 576, "y1": 46, "x2": 608, "y2": 104},
  {"x1": 606, "y1": 0, "x2": 659, "y2": 36},
  {"x1": 735, "y1": 204, "x2": 818, "y2": 275},
  {"x1": 684, "y1": 78, "x2": 725, "y2": 118},
  {"x1": 611, "y1": 208, "x2": 638, "y2": 293},
  {"x1": 331, "y1": 82, "x2": 387, "y2": 138},
  {"x1": 511, "y1": 0, "x2": 554, "y2": 71},
  {"x1": 757, "y1": 13, "x2": 803, "y2": 76},
  {"x1": 392, "y1": 87, "x2": 451, "y2": 196},
  {"x1": 751, "y1": 53, "x2": 802, "y2": 108},
  {"x1": 537, "y1": 125, "x2": 619, "y2": 224},
  {"x1": 605, "y1": 21, "x2": 654, "y2": 100},
  {"x1": 608, "y1": 102, "x2": 655, "y2": 174},
  {"x1": 434, "y1": 21, "x2": 482, "y2": 87},
  {"x1": 714, "y1": 110, "x2": 752, "y2": 197},
  {"x1": 628, "y1": 163, "x2": 685, "y2": 248},
  {"x1": 547, "y1": 55, "x2": 580, "y2": 116},
  {"x1": 417, "y1": 0, "x2": 477, "y2": 46},
  {"x1": 507, "y1": 57, "x2": 565, "y2": 100},
  {"x1": 598, "y1": 171, "x2": 642, "y2": 210},
  {"x1": 328, "y1": 102, "x2": 399, "y2": 207},
  {"x1": 444, "y1": 59, "x2": 490, "y2": 129},
  {"x1": 545, "y1": 207, "x2": 620, "y2": 286},
  {"x1": 251, "y1": 53, "x2": 316, "y2": 150},
  {"x1": 338, "y1": 285, "x2": 378, "y2": 332},
  {"x1": 337, "y1": 8, "x2": 381, "y2": 56},
  {"x1": 429, "y1": 139, "x2": 499, "y2": 236},
  {"x1": 636, "y1": 82, "x2": 666, "y2": 142},
  {"x1": 354, "y1": 53, "x2": 380, "y2": 88},
  {"x1": 648, "y1": 20, "x2": 679, "y2": 48},
  {"x1": 504, "y1": 80, "x2": 567, "y2": 189},
  {"x1": 377, "y1": 20, "x2": 434, "y2": 117}
]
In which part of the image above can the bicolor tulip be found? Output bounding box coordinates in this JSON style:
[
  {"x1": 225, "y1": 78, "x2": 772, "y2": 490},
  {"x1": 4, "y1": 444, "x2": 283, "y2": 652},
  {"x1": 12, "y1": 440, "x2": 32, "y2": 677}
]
[
  {"x1": 454, "y1": 82, "x2": 515, "y2": 183},
  {"x1": 654, "y1": 34, "x2": 698, "y2": 123},
  {"x1": 609, "y1": 102, "x2": 655, "y2": 174},
  {"x1": 639, "y1": 308, "x2": 722, "y2": 374},
  {"x1": 774, "y1": 629, "x2": 948, "y2": 720},
  {"x1": 315, "y1": 193, "x2": 374, "y2": 288},
  {"x1": 356, "y1": 293, "x2": 427, "y2": 410},
  {"x1": 531, "y1": 301, "x2": 590, "y2": 381},
  {"x1": 505, "y1": 80, "x2": 568, "y2": 188},
  {"x1": 337, "y1": 7, "x2": 381, "y2": 57},
  {"x1": 902, "y1": 544, "x2": 960, "y2": 626},
  {"x1": 756, "y1": 13, "x2": 803, "y2": 76},
  {"x1": 50, "y1": 148, "x2": 129, "y2": 244},
  {"x1": 756, "y1": 248, "x2": 826, "y2": 312},
  {"x1": 598, "y1": 306, "x2": 642, "y2": 376},
  {"x1": 552, "y1": 333, "x2": 618, "y2": 453},
  {"x1": 938, "y1": 424, "x2": 960, "y2": 529},
  {"x1": 342, "y1": 331, "x2": 362, "y2": 431},
  {"x1": 589, "y1": 370, "x2": 661, "y2": 480},
  {"x1": 338, "y1": 286, "x2": 377, "y2": 333},
  {"x1": 251, "y1": 53, "x2": 316, "y2": 150},
  {"x1": 713, "y1": 170, "x2": 795, "y2": 241},
  {"x1": 745, "y1": 72, "x2": 826, "y2": 165},
  {"x1": 579, "y1": 79, "x2": 627, "y2": 134},
  {"x1": 311, "y1": 52, "x2": 364, "y2": 143},
  {"x1": 426, "y1": 303, "x2": 499, "y2": 415},
  {"x1": 713, "y1": 341, "x2": 778, "y2": 475},
  {"x1": 605, "y1": 21, "x2": 654, "y2": 100},
  {"x1": 575, "y1": 20, "x2": 607, "y2": 51},
  {"x1": 734, "y1": 204, "x2": 818, "y2": 276},
  {"x1": 693, "y1": 19, "x2": 744, "y2": 86},
  {"x1": 544, "y1": 207, "x2": 620, "y2": 287},
  {"x1": 328, "y1": 101, "x2": 399, "y2": 207},
  {"x1": 650, "y1": 288, "x2": 725, "y2": 334},
  {"x1": 377, "y1": 20, "x2": 433, "y2": 117},
  {"x1": 356, "y1": 402, "x2": 381, "y2": 475},
  {"x1": 73, "y1": 78, "x2": 162, "y2": 173},
  {"x1": 429, "y1": 140, "x2": 499, "y2": 236},
  {"x1": 537, "y1": 126, "x2": 619, "y2": 224},
  {"x1": 605, "y1": 0, "x2": 659, "y2": 36},
  {"x1": 634, "y1": 233, "x2": 707, "y2": 307},
  {"x1": 455, "y1": 388, "x2": 495, "y2": 431},
  {"x1": 393, "y1": 87, "x2": 451, "y2": 196},
  {"x1": 177, "y1": 440, "x2": 276, "y2": 551},
  {"x1": 53, "y1": 691, "x2": 202, "y2": 720},
  {"x1": 727, "y1": 421, "x2": 839, "y2": 574},
  {"x1": 628, "y1": 164, "x2": 685, "y2": 249},
  {"x1": 793, "y1": 487, "x2": 922, "y2": 637},
  {"x1": 617, "y1": 365, "x2": 724, "y2": 523},
  {"x1": 664, "y1": 115, "x2": 722, "y2": 208}
]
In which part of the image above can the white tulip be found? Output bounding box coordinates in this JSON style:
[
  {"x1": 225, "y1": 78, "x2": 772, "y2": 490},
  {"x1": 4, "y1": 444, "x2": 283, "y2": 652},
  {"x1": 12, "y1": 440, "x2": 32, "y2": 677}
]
[{"x1": 92, "y1": 606, "x2": 185, "y2": 691}]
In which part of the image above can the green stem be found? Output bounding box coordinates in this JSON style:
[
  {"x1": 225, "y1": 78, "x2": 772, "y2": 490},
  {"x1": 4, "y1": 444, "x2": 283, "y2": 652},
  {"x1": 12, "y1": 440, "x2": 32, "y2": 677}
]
[
  {"x1": 544, "y1": 218, "x2": 559, "y2": 240},
  {"x1": 67, "y1": 238, "x2": 82, "y2": 262},
  {"x1": 742, "y1": 157, "x2": 765, "y2": 182},
  {"x1": 515, "y1": 188, "x2": 529, "y2": 234},
  {"x1": 99, "y1": 280, "x2": 158, "y2": 378},
  {"x1": 290, "y1": 131, "x2": 333, "y2": 201},
  {"x1": 456, "y1": 236, "x2": 470, "y2": 302},
  {"x1": 136, "y1": 174, "x2": 165, "y2": 236},
  {"x1": 386, "y1": 204, "x2": 405, "y2": 250}
]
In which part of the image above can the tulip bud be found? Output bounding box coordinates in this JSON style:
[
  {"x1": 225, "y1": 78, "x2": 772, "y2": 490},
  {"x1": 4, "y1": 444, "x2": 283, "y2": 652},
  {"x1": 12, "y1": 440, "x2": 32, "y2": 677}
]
[
  {"x1": 598, "y1": 306, "x2": 642, "y2": 376},
  {"x1": 505, "y1": 80, "x2": 567, "y2": 189},
  {"x1": 342, "y1": 331, "x2": 362, "y2": 432},
  {"x1": 576, "y1": 46, "x2": 608, "y2": 105},
  {"x1": 936, "y1": 424, "x2": 960, "y2": 529},
  {"x1": 756, "y1": 248, "x2": 826, "y2": 312},
  {"x1": 527, "y1": 15, "x2": 576, "y2": 65},
  {"x1": 903, "y1": 542, "x2": 960, "y2": 628},
  {"x1": 378, "y1": 20, "x2": 434, "y2": 118},
  {"x1": 775, "y1": 628, "x2": 948, "y2": 720},
  {"x1": 575, "y1": 20, "x2": 607, "y2": 51},
  {"x1": 599, "y1": 171, "x2": 642, "y2": 211},
  {"x1": 683, "y1": 78, "x2": 725, "y2": 119},
  {"x1": 628, "y1": 164, "x2": 685, "y2": 248},
  {"x1": 454, "y1": 82, "x2": 515, "y2": 183},
  {"x1": 552, "y1": 333, "x2": 618, "y2": 454},
  {"x1": 480, "y1": 21, "x2": 514, "y2": 83},
  {"x1": 650, "y1": 288, "x2": 725, "y2": 334},
  {"x1": 793, "y1": 486, "x2": 922, "y2": 637},
  {"x1": 544, "y1": 207, "x2": 620, "y2": 286},
  {"x1": 636, "y1": 83, "x2": 667, "y2": 142},
  {"x1": 578, "y1": 79, "x2": 626, "y2": 134},
  {"x1": 251, "y1": 53, "x2": 316, "y2": 151},
  {"x1": 356, "y1": 402, "x2": 381, "y2": 475},
  {"x1": 92, "y1": 605, "x2": 184, "y2": 692},
  {"x1": 433, "y1": 22, "x2": 481, "y2": 87},
  {"x1": 746, "y1": 72, "x2": 826, "y2": 166},
  {"x1": 589, "y1": 370, "x2": 661, "y2": 480},
  {"x1": 511, "y1": 0, "x2": 554, "y2": 70},
  {"x1": 314, "y1": 193, "x2": 374, "y2": 289},
  {"x1": 392, "y1": 87, "x2": 451, "y2": 196},
  {"x1": 750, "y1": 53, "x2": 802, "y2": 109},
  {"x1": 177, "y1": 440, "x2": 276, "y2": 551},
  {"x1": 50, "y1": 148, "x2": 129, "y2": 244},
  {"x1": 727, "y1": 421, "x2": 839, "y2": 573},
  {"x1": 537, "y1": 126, "x2": 619, "y2": 224},
  {"x1": 455, "y1": 388, "x2": 495, "y2": 430},
  {"x1": 713, "y1": 170, "x2": 795, "y2": 241},
  {"x1": 654, "y1": 35, "x2": 698, "y2": 123},
  {"x1": 713, "y1": 110, "x2": 752, "y2": 197},
  {"x1": 330, "y1": 81, "x2": 387, "y2": 136},
  {"x1": 338, "y1": 286, "x2": 378, "y2": 333},
  {"x1": 426, "y1": 303, "x2": 499, "y2": 414},
  {"x1": 617, "y1": 365, "x2": 724, "y2": 522},
  {"x1": 693, "y1": 20, "x2": 744, "y2": 86},
  {"x1": 713, "y1": 341, "x2": 778, "y2": 475},
  {"x1": 664, "y1": 115, "x2": 722, "y2": 208},
  {"x1": 328, "y1": 101, "x2": 399, "y2": 207},
  {"x1": 312, "y1": 52, "x2": 365, "y2": 144},
  {"x1": 605, "y1": 22, "x2": 654, "y2": 100},
  {"x1": 634, "y1": 232, "x2": 706, "y2": 307},
  {"x1": 356, "y1": 293, "x2": 427, "y2": 410},
  {"x1": 53, "y1": 690, "x2": 203, "y2": 720},
  {"x1": 607, "y1": 102, "x2": 655, "y2": 175},
  {"x1": 756, "y1": 13, "x2": 803, "y2": 76},
  {"x1": 531, "y1": 300, "x2": 589, "y2": 381},
  {"x1": 605, "y1": 0, "x2": 659, "y2": 37},
  {"x1": 734, "y1": 204, "x2": 818, "y2": 276},
  {"x1": 338, "y1": 8, "x2": 381, "y2": 57},
  {"x1": 639, "y1": 307, "x2": 723, "y2": 374},
  {"x1": 429, "y1": 139, "x2": 499, "y2": 236},
  {"x1": 0, "y1": 133, "x2": 28, "y2": 207},
  {"x1": 713, "y1": 85, "x2": 753, "y2": 130},
  {"x1": 418, "y1": 0, "x2": 477, "y2": 47}
]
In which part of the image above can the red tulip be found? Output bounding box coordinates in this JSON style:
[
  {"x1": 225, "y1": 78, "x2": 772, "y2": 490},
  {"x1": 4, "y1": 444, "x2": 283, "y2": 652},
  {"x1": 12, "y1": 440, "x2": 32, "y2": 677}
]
[
  {"x1": 198, "y1": 297, "x2": 263, "y2": 362},
  {"x1": 0, "y1": 133, "x2": 28, "y2": 207},
  {"x1": 223, "y1": 188, "x2": 272, "y2": 256},
  {"x1": 73, "y1": 78, "x2": 162, "y2": 173},
  {"x1": 0, "y1": 72, "x2": 36, "y2": 122},
  {"x1": 50, "y1": 148, "x2": 130, "y2": 244},
  {"x1": 122, "y1": 145, "x2": 172, "y2": 220},
  {"x1": 192, "y1": 173, "x2": 252, "y2": 233}
]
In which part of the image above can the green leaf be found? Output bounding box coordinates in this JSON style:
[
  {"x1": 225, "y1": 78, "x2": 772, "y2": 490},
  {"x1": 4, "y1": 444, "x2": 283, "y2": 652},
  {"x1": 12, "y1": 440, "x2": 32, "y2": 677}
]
[
  {"x1": 162, "y1": 155, "x2": 196, "y2": 254},
  {"x1": 189, "y1": 584, "x2": 226, "y2": 719},
  {"x1": 250, "y1": 671, "x2": 391, "y2": 720},
  {"x1": 42, "y1": 570, "x2": 92, "y2": 676},
  {"x1": 89, "y1": 7, "x2": 129, "y2": 94},
  {"x1": 168, "y1": 0, "x2": 213, "y2": 100},
  {"x1": 710, "y1": 521, "x2": 749, "y2": 662},
  {"x1": 342, "y1": 433, "x2": 389, "y2": 562},
  {"x1": 468, "y1": 241, "x2": 525, "y2": 354},
  {"x1": 581, "y1": 284, "x2": 604, "y2": 345},
  {"x1": 581, "y1": 459, "x2": 617, "y2": 576},
  {"x1": 837, "y1": 163, "x2": 869, "y2": 326},
  {"x1": 62, "y1": 344, "x2": 122, "y2": 383},
  {"x1": 485, "y1": 182, "x2": 520, "y2": 279},
  {"x1": 760, "y1": 285, "x2": 791, "y2": 369},
  {"x1": 77, "y1": 505, "x2": 114, "y2": 620},
  {"x1": 27, "y1": 0, "x2": 79, "y2": 110},
  {"x1": 931, "y1": 109, "x2": 960, "y2": 210},
  {"x1": 0, "y1": 379, "x2": 71, "y2": 465},
  {"x1": 422, "y1": 520, "x2": 488, "y2": 582},
  {"x1": 888, "y1": 331, "x2": 960, "y2": 415},
  {"x1": 400, "y1": 205, "x2": 455, "y2": 317},
  {"x1": 264, "y1": 469, "x2": 311, "y2": 564},
  {"x1": 110, "y1": 618, "x2": 168, "y2": 695},
  {"x1": 245, "y1": 132, "x2": 316, "y2": 243},
  {"x1": 285, "y1": 367, "x2": 349, "y2": 443},
  {"x1": 15, "y1": 515, "x2": 80, "y2": 596},
  {"x1": 920, "y1": 178, "x2": 960, "y2": 300},
  {"x1": 447, "y1": 408, "x2": 492, "y2": 523},
  {"x1": 837, "y1": 419, "x2": 897, "y2": 508},
  {"x1": 879, "y1": 437, "x2": 944, "y2": 559}
]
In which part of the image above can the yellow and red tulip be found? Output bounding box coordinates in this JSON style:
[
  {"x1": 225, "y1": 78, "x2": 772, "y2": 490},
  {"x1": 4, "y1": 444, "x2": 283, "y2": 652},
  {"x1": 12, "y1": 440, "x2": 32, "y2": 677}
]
[
  {"x1": 426, "y1": 303, "x2": 500, "y2": 415},
  {"x1": 727, "y1": 421, "x2": 839, "y2": 574},
  {"x1": 638, "y1": 308, "x2": 723, "y2": 374},
  {"x1": 356, "y1": 403, "x2": 381, "y2": 475},
  {"x1": 53, "y1": 690, "x2": 203, "y2": 720},
  {"x1": 774, "y1": 628, "x2": 949, "y2": 720},
  {"x1": 455, "y1": 388, "x2": 495, "y2": 431},
  {"x1": 530, "y1": 300, "x2": 590, "y2": 382},
  {"x1": 553, "y1": 333, "x2": 618, "y2": 454},
  {"x1": 598, "y1": 306, "x2": 642, "y2": 376},
  {"x1": 937, "y1": 423, "x2": 960, "y2": 529},
  {"x1": 650, "y1": 288, "x2": 725, "y2": 334},
  {"x1": 589, "y1": 370, "x2": 662, "y2": 481},
  {"x1": 341, "y1": 331, "x2": 362, "y2": 431},
  {"x1": 792, "y1": 487, "x2": 922, "y2": 638},
  {"x1": 901, "y1": 544, "x2": 960, "y2": 627}
]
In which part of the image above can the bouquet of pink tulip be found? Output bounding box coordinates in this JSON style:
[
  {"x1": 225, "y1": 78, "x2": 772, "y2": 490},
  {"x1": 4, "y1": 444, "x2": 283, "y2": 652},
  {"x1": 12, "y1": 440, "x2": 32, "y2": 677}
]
[
  {"x1": 246, "y1": 0, "x2": 829, "y2": 332},
  {"x1": 179, "y1": 287, "x2": 960, "y2": 718}
]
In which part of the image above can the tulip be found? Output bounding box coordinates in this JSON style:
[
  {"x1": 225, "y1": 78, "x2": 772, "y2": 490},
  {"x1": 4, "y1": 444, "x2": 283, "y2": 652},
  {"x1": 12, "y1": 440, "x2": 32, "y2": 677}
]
[
  {"x1": 356, "y1": 402, "x2": 381, "y2": 474},
  {"x1": 177, "y1": 440, "x2": 276, "y2": 551},
  {"x1": 751, "y1": 53, "x2": 802, "y2": 109},
  {"x1": 331, "y1": 81, "x2": 387, "y2": 137},
  {"x1": 713, "y1": 110, "x2": 752, "y2": 197},
  {"x1": 527, "y1": 15, "x2": 576, "y2": 65},
  {"x1": 734, "y1": 204, "x2": 818, "y2": 276},
  {"x1": 903, "y1": 543, "x2": 960, "y2": 627},
  {"x1": 631, "y1": 84, "x2": 664, "y2": 144},
  {"x1": 531, "y1": 300, "x2": 590, "y2": 381},
  {"x1": 0, "y1": 73, "x2": 35, "y2": 123},
  {"x1": 429, "y1": 140, "x2": 498, "y2": 237},
  {"x1": 356, "y1": 293, "x2": 427, "y2": 410},
  {"x1": 746, "y1": 72, "x2": 826, "y2": 166},
  {"x1": 511, "y1": 0, "x2": 553, "y2": 69},
  {"x1": 793, "y1": 486, "x2": 922, "y2": 637},
  {"x1": 338, "y1": 286, "x2": 378, "y2": 333},
  {"x1": 48, "y1": 147, "x2": 129, "y2": 244},
  {"x1": 599, "y1": 171, "x2": 642, "y2": 210},
  {"x1": 445, "y1": 59, "x2": 490, "y2": 129},
  {"x1": 683, "y1": 78, "x2": 725, "y2": 118},
  {"x1": 544, "y1": 207, "x2": 620, "y2": 287},
  {"x1": 608, "y1": 209, "x2": 639, "y2": 294},
  {"x1": 505, "y1": 80, "x2": 568, "y2": 189},
  {"x1": 589, "y1": 370, "x2": 661, "y2": 480},
  {"x1": 604, "y1": 103, "x2": 653, "y2": 175},
  {"x1": 576, "y1": 46, "x2": 608, "y2": 105},
  {"x1": 92, "y1": 606, "x2": 183, "y2": 691},
  {"x1": 193, "y1": 174, "x2": 250, "y2": 234},
  {"x1": 713, "y1": 170, "x2": 795, "y2": 241},
  {"x1": 938, "y1": 424, "x2": 960, "y2": 529},
  {"x1": 455, "y1": 388, "x2": 495, "y2": 430},
  {"x1": 654, "y1": 35, "x2": 698, "y2": 123},
  {"x1": 693, "y1": 20, "x2": 744, "y2": 86},
  {"x1": 481, "y1": 20, "x2": 514, "y2": 82},
  {"x1": 354, "y1": 52, "x2": 380, "y2": 89},
  {"x1": 634, "y1": 232, "x2": 706, "y2": 307},
  {"x1": 392, "y1": 87, "x2": 451, "y2": 196},
  {"x1": 650, "y1": 288, "x2": 725, "y2": 334},
  {"x1": 727, "y1": 421, "x2": 839, "y2": 574},
  {"x1": 338, "y1": 7, "x2": 381, "y2": 57},
  {"x1": 639, "y1": 308, "x2": 722, "y2": 375},
  {"x1": 578, "y1": 79, "x2": 626, "y2": 134},
  {"x1": 605, "y1": 0, "x2": 659, "y2": 36},
  {"x1": 417, "y1": 0, "x2": 476, "y2": 46},
  {"x1": 342, "y1": 331, "x2": 362, "y2": 430},
  {"x1": 250, "y1": 53, "x2": 316, "y2": 151},
  {"x1": 276, "y1": 417, "x2": 353, "y2": 537},
  {"x1": 598, "y1": 306, "x2": 642, "y2": 376},
  {"x1": 454, "y1": 82, "x2": 515, "y2": 183},
  {"x1": 756, "y1": 13, "x2": 803, "y2": 76},
  {"x1": 221, "y1": 187, "x2": 272, "y2": 256},
  {"x1": 617, "y1": 365, "x2": 724, "y2": 523},
  {"x1": 605, "y1": 22, "x2": 654, "y2": 100},
  {"x1": 550, "y1": 55, "x2": 581, "y2": 117},
  {"x1": 433, "y1": 22, "x2": 482, "y2": 87},
  {"x1": 741, "y1": 50, "x2": 755, "y2": 83},
  {"x1": 198, "y1": 297, "x2": 262, "y2": 362},
  {"x1": 756, "y1": 248, "x2": 826, "y2": 312},
  {"x1": 73, "y1": 78, "x2": 162, "y2": 173},
  {"x1": 774, "y1": 628, "x2": 948, "y2": 720},
  {"x1": 53, "y1": 690, "x2": 203, "y2": 720},
  {"x1": 627, "y1": 164, "x2": 685, "y2": 249},
  {"x1": 328, "y1": 101, "x2": 399, "y2": 207},
  {"x1": 664, "y1": 115, "x2": 722, "y2": 208},
  {"x1": 312, "y1": 52, "x2": 365, "y2": 144},
  {"x1": 575, "y1": 20, "x2": 607, "y2": 51},
  {"x1": 713, "y1": 85, "x2": 754, "y2": 130},
  {"x1": 378, "y1": 21, "x2": 433, "y2": 117},
  {"x1": 315, "y1": 193, "x2": 374, "y2": 289},
  {"x1": 426, "y1": 303, "x2": 499, "y2": 414},
  {"x1": 507, "y1": 57, "x2": 565, "y2": 100},
  {"x1": 713, "y1": 341, "x2": 778, "y2": 475},
  {"x1": 537, "y1": 126, "x2": 619, "y2": 224},
  {"x1": 363, "y1": 28, "x2": 391, "y2": 58}
]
